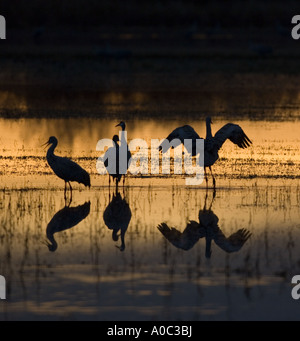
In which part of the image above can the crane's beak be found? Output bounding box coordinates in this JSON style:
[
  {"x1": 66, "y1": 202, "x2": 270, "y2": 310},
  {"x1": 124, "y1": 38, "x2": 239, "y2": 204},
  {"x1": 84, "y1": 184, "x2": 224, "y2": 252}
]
[
  {"x1": 41, "y1": 140, "x2": 50, "y2": 149},
  {"x1": 41, "y1": 139, "x2": 50, "y2": 147},
  {"x1": 115, "y1": 123, "x2": 121, "y2": 127}
]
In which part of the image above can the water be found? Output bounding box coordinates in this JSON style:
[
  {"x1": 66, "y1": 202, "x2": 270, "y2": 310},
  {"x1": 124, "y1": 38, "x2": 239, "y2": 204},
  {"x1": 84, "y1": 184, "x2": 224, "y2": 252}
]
[
  {"x1": 2, "y1": 0, "x2": 300, "y2": 323},
  {"x1": 0, "y1": 114, "x2": 300, "y2": 321}
]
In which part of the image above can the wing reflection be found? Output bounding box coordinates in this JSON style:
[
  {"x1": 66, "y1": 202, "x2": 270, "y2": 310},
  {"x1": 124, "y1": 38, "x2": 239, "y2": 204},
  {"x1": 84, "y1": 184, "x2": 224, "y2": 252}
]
[
  {"x1": 157, "y1": 191, "x2": 251, "y2": 258},
  {"x1": 158, "y1": 221, "x2": 205, "y2": 251},
  {"x1": 45, "y1": 201, "x2": 91, "y2": 252},
  {"x1": 103, "y1": 188, "x2": 132, "y2": 251}
]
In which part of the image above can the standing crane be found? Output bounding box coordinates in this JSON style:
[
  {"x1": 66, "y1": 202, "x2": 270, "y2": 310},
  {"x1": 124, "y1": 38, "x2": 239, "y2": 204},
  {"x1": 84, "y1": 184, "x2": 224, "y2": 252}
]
[
  {"x1": 43, "y1": 136, "x2": 90, "y2": 200},
  {"x1": 104, "y1": 122, "x2": 132, "y2": 188},
  {"x1": 116, "y1": 121, "x2": 132, "y2": 186},
  {"x1": 104, "y1": 135, "x2": 122, "y2": 188}
]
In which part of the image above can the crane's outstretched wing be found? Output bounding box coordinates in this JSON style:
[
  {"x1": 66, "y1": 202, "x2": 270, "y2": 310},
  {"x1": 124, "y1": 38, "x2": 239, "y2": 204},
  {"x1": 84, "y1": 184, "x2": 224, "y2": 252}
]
[
  {"x1": 159, "y1": 125, "x2": 202, "y2": 153},
  {"x1": 212, "y1": 123, "x2": 252, "y2": 152},
  {"x1": 157, "y1": 221, "x2": 203, "y2": 250},
  {"x1": 213, "y1": 228, "x2": 252, "y2": 253}
]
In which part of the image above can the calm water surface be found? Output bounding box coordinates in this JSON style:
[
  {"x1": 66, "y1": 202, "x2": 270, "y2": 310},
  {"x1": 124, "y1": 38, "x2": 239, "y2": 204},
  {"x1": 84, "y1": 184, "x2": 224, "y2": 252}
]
[{"x1": 0, "y1": 117, "x2": 300, "y2": 320}]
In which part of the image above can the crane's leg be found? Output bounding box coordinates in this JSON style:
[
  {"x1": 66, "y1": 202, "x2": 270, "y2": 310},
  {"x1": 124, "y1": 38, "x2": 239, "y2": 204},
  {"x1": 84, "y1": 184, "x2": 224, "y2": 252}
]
[
  {"x1": 212, "y1": 186, "x2": 216, "y2": 200},
  {"x1": 204, "y1": 167, "x2": 208, "y2": 188},
  {"x1": 210, "y1": 188, "x2": 216, "y2": 208},
  {"x1": 122, "y1": 179, "x2": 126, "y2": 197},
  {"x1": 64, "y1": 181, "x2": 67, "y2": 202},
  {"x1": 204, "y1": 186, "x2": 208, "y2": 210},
  {"x1": 123, "y1": 174, "x2": 125, "y2": 187},
  {"x1": 69, "y1": 182, "x2": 73, "y2": 203},
  {"x1": 209, "y1": 166, "x2": 216, "y2": 189}
]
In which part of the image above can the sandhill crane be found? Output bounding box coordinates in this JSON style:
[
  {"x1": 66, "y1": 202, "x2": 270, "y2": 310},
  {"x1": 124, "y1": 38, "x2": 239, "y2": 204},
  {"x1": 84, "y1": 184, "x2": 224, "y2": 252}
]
[
  {"x1": 103, "y1": 188, "x2": 131, "y2": 251},
  {"x1": 104, "y1": 122, "x2": 131, "y2": 188},
  {"x1": 43, "y1": 136, "x2": 91, "y2": 200},
  {"x1": 104, "y1": 135, "x2": 122, "y2": 188},
  {"x1": 116, "y1": 121, "x2": 132, "y2": 186},
  {"x1": 45, "y1": 201, "x2": 90, "y2": 252},
  {"x1": 159, "y1": 117, "x2": 252, "y2": 187},
  {"x1": 157, "y1": 191, "x2": 251, "y2": 258}
]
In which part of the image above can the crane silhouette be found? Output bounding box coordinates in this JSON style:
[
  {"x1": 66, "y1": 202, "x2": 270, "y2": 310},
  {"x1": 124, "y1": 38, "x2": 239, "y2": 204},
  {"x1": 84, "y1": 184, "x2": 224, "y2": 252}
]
[
  {"x1": 104, "y1": 121, "x2": 131, "y2": 188},
  {"x1": 157, "y1": 191, "x2": 251, "y2": 258},
  {"x1": 43, "y1": 136, "x2": 91, "y2": 200},
  {"x1": 104, "y1": 135, "x2": 122, "y2": 188},
  {"x1": 116, "y1": 121, "x2": 132, "y2": 186},
  {"x1": 159, "y1": 117, "x2": 252, "y2": 188},
  {"x1": 103, "y1": 187, "x2": 131, "y2": 251},
  {"x1": 45, "y1": 201, "x2": 91, "y2": 252}
]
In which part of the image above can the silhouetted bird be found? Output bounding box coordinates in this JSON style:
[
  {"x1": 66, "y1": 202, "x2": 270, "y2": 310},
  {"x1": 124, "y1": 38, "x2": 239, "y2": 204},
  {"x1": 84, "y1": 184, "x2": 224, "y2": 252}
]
[
  {"x1": 116, "y1": 121, "x2": 132, "y2": 186},
  {"x1": 104, "y1": 135, "x2": 122, "y2": 187},
  {"x1": 103, "y1": 189, "x2": 131, "y2": 251},
  {"x1": 44, "y1": 136, "x2": 90, "y2": 200},
  {"x1": 45, "y1": 201, "x2": 90, "y2": 252},
  {"x1": 159, "y1": 117, "x2": 252, "y2": 187},
  {"x1": 104, "y1": 122, "x2": 131, "y2": 188}
]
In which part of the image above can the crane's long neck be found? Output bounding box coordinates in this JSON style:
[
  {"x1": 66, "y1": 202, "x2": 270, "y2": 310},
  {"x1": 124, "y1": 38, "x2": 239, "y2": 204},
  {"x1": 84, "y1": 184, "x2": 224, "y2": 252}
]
[
  {"x1": 206, "y1": 120, "x2": 212, "y2": 139},
  {"x1": 119, "y1": 130, "x2": 128, "y2": 147},
  {"x1": 46, "y1": 141, "x2": 58, "y2": 160}
]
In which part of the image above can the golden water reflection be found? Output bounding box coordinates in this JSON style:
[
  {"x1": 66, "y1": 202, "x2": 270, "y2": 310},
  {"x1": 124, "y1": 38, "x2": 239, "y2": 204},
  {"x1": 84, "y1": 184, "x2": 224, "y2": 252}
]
[{"x1": 0, "y1": 182, "x2": 299, "y2": 320}]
